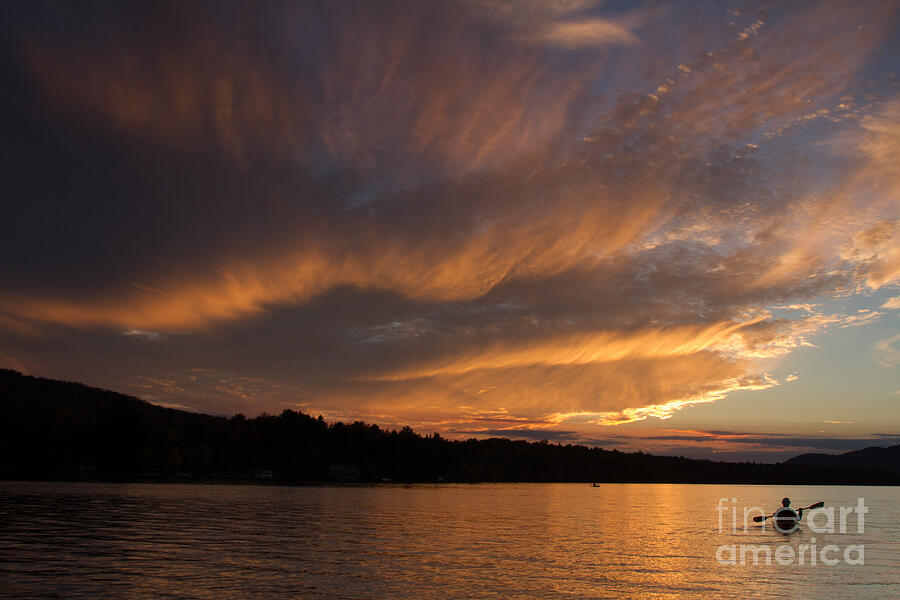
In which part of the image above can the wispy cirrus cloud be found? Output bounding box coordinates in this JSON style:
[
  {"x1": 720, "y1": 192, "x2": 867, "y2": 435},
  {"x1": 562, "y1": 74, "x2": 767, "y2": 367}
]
[
  {"x1": 525, "y1": 18, "x2": 639, "y2": 47},
  {"x1": 1, "y1": 0, "x2": 898, "y2": 448},
  {"x1": 876, "y1": 333, "x2": 900, "y2": 367}
]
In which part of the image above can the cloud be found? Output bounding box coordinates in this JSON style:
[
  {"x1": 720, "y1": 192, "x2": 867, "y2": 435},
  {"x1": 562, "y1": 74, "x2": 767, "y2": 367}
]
[
  {"x1": 882, "y1": 296, "x2": 900, "y2": 310},
  {"x1": 638, "y1": 429, "x2": 900, "y2": 451},
  {"x1": 5, "y1": 2, "x2": 895, "y2": 333},
  {"x1": 472, "y1": 0, "x2": 644, "y2": 47},
  {"x1": 19, "y1": 0, "x2": 593, "y2": 180},
  {"x1": 127, "y1": 369, "x2": 309, "y2": 416},
  {"x1": 875, "y1": 333, "x2": 900, "y2": 366},
  {"x1": 364, "y1": 318, "x2": 766, "y2": 381},
  {"x1": 123, "y1": 329, "x2": 162, "y2": 340},
  {"x1": 0, "y1": 353, "x2": 29, "y2": 374},
  {"x1": 831, "y1": 101, "x2": 900, "y2": 288},
  {"x1": 530, "y1": 19, "x2": 639, "y2": 47},
  {"x1": 583, "y1": 372, "x2": 777, "y2": 425},
  {"x1": 1, "y1": 0, "x2": 898, "y2": 441},
  {"x1": 456, "y1": 426, "x2": 900, "y2": 459},
  {"x1": 0, "y1": 314, "x2": 38, "y2": 337}
]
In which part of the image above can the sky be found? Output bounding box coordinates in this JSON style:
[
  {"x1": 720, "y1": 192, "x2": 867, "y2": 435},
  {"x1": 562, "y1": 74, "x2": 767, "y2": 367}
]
[{"x1": 1, "y1": 0, "x2": 898, "y2": 461}]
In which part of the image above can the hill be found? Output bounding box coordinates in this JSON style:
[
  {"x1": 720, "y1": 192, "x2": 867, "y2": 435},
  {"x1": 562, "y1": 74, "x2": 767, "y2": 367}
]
[
  {"x1": 783, "y1": 445, "x2": 900, "y2": 475},
  {"x1": 1, "y1": 369, "x2": 897, "y2": 484}
]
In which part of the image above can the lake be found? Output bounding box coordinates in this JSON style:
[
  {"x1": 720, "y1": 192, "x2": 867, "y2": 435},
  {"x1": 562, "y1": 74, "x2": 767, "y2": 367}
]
[{"x1": 1, "y1": 482, "x2": 898, "y2": 598}]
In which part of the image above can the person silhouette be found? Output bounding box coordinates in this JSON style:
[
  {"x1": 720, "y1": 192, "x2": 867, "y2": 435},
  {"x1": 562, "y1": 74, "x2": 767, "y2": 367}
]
[{"x1": 773, "y1": 497, "x2": 801, "y2": 532}]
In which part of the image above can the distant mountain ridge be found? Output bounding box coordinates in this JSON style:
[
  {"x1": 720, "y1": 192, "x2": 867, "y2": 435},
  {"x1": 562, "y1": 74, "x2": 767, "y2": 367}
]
[
  {"x1": 1, "y1": 369, "x2": 897, "y2": 484},
  {"x1": 784, "y1": 445, "x2": 900, "y2": 474}
]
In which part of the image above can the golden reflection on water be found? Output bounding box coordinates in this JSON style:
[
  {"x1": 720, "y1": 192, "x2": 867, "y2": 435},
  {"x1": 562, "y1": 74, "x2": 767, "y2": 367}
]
[{"x1": 0, "y1": 482, "x2": 898, "y2": 599}]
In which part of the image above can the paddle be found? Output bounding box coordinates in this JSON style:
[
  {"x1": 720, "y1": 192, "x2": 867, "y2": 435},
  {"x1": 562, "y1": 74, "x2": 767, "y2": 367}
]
[{"x1": 753, "y1": 501, "x2": 825, "y2": 522}]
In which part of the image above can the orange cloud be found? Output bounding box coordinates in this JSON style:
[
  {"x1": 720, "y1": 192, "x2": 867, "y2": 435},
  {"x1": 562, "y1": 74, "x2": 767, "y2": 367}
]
[
  {"x1": 4, "y1": 0, "x2": 899, "y2": 438},
  {"x1": 1, "y1": 184, "x2": 670, "y2": 330},
  {"x1": 365, "y1": 317, "x2": 766, "y2": 381},
  {"x1": 526, "y1": 18, "x2": 639, "y2": 47},
  {"x1": 21, "y1": 2, "x2": 594, "y2": 178},
  {"x1": 0, "y1": 353, "x2": 30, "y2": 374}
]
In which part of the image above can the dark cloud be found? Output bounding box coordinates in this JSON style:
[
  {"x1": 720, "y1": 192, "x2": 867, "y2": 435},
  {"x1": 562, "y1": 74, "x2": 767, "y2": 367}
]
[
  {"x1": 450, "y1": 428, "x2": 628, "y2": 447},
  {"x1": 0, "y1": 0, "x2": 898, "y2": 456},
  {"x1": 645, "y1": 434, "x2": 900, "y2": 451}
]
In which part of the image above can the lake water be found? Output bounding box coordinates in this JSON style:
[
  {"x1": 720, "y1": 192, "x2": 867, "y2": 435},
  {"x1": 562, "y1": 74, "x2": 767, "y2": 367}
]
[{"x1": 1, "y1": 482, "x2": 898, "y2": 599}]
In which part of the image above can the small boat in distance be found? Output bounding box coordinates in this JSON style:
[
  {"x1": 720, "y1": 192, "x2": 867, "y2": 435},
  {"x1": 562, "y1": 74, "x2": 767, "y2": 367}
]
[{"x1": 590, "y1": 483, "x2": 600, "y2": 487}]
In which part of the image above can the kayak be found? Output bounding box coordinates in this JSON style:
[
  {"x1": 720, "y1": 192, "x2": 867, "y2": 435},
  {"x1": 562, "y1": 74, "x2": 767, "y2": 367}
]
[{"x1": 773, "y1": 507, "x2": 800, "y2": 533}]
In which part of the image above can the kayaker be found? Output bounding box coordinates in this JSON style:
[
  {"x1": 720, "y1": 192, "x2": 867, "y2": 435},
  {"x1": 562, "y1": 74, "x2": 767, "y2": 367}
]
[
  {"x1": 772, "y1": 497, "x2": 802, "y2": 532},
  {"x1": 780, "y1": 497, "x2": 803, "y2": 518},
  {"x1": 753, "y1": 499, "x2": 823, "y2": 530}
]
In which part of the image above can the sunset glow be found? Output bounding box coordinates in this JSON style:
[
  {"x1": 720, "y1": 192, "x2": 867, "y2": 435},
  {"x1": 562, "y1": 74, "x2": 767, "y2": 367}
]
[{"x1": 2, "y1": 0, "x2": 898, "y2": 460}]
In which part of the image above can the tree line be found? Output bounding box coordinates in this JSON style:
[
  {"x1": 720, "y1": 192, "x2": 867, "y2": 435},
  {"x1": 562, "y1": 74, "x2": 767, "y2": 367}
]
[{"x1": 1, "y1": 369, "x2": 896, "y2": 484}]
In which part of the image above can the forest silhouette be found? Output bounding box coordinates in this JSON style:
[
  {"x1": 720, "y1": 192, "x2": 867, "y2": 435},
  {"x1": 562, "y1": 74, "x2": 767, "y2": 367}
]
[{"x1": 1, "y1": 369, "x2": 896, "y2": 484}]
